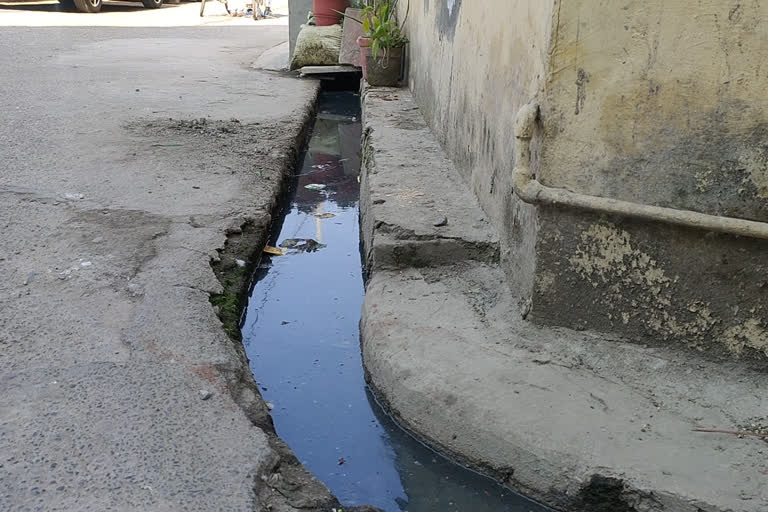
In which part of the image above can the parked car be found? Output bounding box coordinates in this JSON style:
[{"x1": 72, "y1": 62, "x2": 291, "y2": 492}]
[{"x1": 59, "y1": 0, "x2": 163, "y2": 13}]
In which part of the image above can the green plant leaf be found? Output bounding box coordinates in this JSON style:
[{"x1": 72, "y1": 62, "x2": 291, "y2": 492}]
[{"x1": 364, "y1": 0, "x2": 409, "y2": 63}]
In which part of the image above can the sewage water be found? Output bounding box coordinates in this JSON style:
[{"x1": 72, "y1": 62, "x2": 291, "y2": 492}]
[{"x1": 242, "y1": 92, "x2": 551, "y2": 512}]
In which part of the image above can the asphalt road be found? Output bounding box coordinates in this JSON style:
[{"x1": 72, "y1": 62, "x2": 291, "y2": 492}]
[{"x1": 0, "y1": 4, "x2": 334, "y2": 511}]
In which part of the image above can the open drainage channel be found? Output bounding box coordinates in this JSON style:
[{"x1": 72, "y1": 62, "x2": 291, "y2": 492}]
[{"x1": 242, "y1": 91, "x2": 552, "y2": 512}]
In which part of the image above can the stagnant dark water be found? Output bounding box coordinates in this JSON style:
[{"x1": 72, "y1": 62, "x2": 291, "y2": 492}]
[{"x1": 242, "y1": 92, "x2": 551, "y2": 512}]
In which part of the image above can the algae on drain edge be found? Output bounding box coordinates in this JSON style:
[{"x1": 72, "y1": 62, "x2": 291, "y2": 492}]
[{"x1": 209, "y1": 220, "x2": 270, "y2": 341}]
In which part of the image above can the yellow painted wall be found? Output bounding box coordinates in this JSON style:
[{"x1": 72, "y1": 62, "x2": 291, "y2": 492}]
[
  {"x1": 541, "y1": 0, "x2": 768, "y2": 221},
  {"x1": 400, "y1": 0, "x2": 768, "y2": 358}
]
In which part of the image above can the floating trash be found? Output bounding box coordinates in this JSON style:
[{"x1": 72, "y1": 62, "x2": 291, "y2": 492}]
[
  {"x1": 263, "y1": 246, "x2": 285, "y2": 256},
  {"x1": 279, "y1": 238, "x2": 326, "y2": 252}
]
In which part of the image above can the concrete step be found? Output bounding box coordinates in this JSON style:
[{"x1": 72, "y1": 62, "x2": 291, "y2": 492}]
[
  {"x1": 362, "y1": 263, "x2": 768, "y2": 512},
  {"x1": 360, "y1": 88, "x2": 499, "y2": 271}
]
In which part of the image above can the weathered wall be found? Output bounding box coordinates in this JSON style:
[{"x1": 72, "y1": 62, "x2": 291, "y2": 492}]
[
  {"x1": 530, "y1": 208, "x2": 768, "y2": 361},
  {"x1": 540, "y1": 0, "x2": 768, "y2": 219},
  {"x1": 400, "y1": 0, "x2": 555, "y2": 300},
  {"x1": 402, "y1": 0, "x2": 768, "y2": 360},
  {"x1": 528, "y1": 0, "x2": 768, "y2": 358}
]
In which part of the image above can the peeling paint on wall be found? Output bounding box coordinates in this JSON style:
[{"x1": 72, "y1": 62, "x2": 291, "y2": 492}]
[
  {"x1": 565, "y1": 222, "x2": 724, "y2": 349},
  {"x1": 531, "y1": 208, "x2": 768, "y2": 361},
  {"x1": 569, "y1": 224, "x2": 670, "y2": 293},
  {"x1": 724, "y1": 318, "x2": 768, "y2": 356},
  {"x1": 738, "y1": 147, "x2": 768, "y2": 199},
  {"x1": 535, "y1": 271, "x2": 556, "y2": 293}
]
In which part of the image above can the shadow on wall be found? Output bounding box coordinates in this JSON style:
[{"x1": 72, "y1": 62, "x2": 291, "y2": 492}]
[
  {"x1": 419, "y1": 0, "x2": 461, "y2": 38},
  {"x1": 436, "y1": 0, "x2": 460, "y2": 39}
]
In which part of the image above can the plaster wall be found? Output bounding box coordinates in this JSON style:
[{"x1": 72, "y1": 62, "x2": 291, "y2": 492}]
[
  {"x1": 401, "y1": 0, "x2": 768, "y2": 359},
  {"x1": 540, "y1": 0, "x2": 768, "y2": 220},
  {"x1": 530, "y1": 0, "x2": 768, "y2": 358}
]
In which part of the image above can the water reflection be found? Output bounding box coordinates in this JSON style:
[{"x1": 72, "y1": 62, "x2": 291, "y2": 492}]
[{"x1": 242, "y1": 92, "x2": 550, "y2": 512}]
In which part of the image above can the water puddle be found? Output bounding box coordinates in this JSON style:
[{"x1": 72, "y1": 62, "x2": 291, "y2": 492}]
[{"x1": 242, "y1": 92, "x2": 551, "y2": 512}]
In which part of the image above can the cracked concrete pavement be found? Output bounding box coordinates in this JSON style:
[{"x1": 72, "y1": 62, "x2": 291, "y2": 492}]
[{"x1": 0, "y1": 4, "x2": 352, "y2": 511}]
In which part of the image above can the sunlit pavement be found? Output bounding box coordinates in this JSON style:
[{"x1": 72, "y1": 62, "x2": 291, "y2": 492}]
[
  {"x1": 0, "y1": 0, "x2": 330, "y2": 508},
  {"x1": 0, "y1": 0, "x2": 288, "y2": 27}
]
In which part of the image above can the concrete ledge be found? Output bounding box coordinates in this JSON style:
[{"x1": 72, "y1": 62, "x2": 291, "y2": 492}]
[
  {"x1": 362, "y1": 264, "x2": 768, "y2": 512},
  {"x1": 360, "y1": 88, "x2": 499, "y2": 271}
]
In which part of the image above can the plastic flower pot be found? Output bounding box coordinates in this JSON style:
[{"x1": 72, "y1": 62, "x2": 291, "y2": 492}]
[
  {"x1": 364, "y1": 46, "x2": 403, "y2": 87},
  {"x1": 312, "y1": 0, "x2": 348, "y2": 26}
]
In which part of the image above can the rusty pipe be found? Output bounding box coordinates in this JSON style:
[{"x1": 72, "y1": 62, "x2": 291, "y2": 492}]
[{"x1": 511, "y1": 103, "x2": 768, "y2": 241}]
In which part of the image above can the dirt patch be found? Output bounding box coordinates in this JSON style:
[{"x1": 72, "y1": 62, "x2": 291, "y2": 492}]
[
  {"x1": 575, "y1": 476, "x2": 639, "y2": 512},
  {"x1": 127, "y1": 116, "x2": 298, "y2": 174}
]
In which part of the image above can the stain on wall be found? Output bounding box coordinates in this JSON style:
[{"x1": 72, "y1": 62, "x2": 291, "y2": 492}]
[
  {"x1": 541, "y1": 0, "x2": 768, "y2": 222},
  {"x1": 531, "y1": 207, "x2": 768, "y2": 361},
  {"x1": 574, "y1": 68, "x2": 589, "y2": 115},
  {"x1": 436, "y1": 0, "x2": 461, "y2": 39},
  {"x1": 724, "y1": 319, "x2": 768, "y2": 356}
]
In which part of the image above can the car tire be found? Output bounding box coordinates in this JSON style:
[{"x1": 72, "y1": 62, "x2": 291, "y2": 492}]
[
  {"x1": 73, "y1": 0, "x2": 102, "y2": 12},
  {"x1": 142, "y1": 0, "x2": 163, "y2": 8},
  {"x1": 57, "y1": 0, "x2": 77, "y2": 11}
]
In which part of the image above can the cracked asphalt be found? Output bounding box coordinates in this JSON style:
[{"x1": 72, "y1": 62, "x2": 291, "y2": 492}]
[{"x1": 0, "y1": 3, "x2": 345, "y2": 510}]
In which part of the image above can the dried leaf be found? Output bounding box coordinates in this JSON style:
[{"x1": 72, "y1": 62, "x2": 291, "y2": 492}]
[
  {"x1": 314, "y1": 213, "x2": 337, "y2": 219},
  {"x1": 263, "y1": 245, "x2": 284, "y2": 256}
]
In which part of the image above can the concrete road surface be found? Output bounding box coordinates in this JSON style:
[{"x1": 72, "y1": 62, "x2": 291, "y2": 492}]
[{"x1": 0, "y1": 3, "x2": 342, "y2": 511}]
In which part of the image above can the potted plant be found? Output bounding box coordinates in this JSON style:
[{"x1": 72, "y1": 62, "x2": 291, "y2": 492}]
[
  {"x1": 313, "y1": 0, "x2": 350, "y2": 26},
  {"x1": 342, "y1": 0, "x2": 409, "y2": 86}
]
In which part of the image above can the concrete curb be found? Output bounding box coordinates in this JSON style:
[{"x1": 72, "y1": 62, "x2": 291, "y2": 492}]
[{"x1": 360, "y1": 87, "x2": 499, "y2": 273}]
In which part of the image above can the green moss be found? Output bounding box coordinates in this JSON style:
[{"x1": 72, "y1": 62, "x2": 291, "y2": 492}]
[
  {"x1": 209, "y1": 220, "x2": 269, "y2": 341},
  {"x1": 210, "y1": 291, "x2": 242, "y2": 339}
]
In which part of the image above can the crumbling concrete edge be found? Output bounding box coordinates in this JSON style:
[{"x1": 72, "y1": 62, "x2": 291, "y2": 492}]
[{"x1": 209, "y1": 85, "x2": 318, "y2": 431}]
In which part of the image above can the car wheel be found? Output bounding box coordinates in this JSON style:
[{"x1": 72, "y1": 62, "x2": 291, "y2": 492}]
[
  {"x1": 142, "y1": 0, "x2": 163, "y2": 8},
  {"x1": 73, "y1": 0, "x2": 102, "y2": 12},
  {"x1": 57, "y1": 0, "x2": 77, "y2": 11}
]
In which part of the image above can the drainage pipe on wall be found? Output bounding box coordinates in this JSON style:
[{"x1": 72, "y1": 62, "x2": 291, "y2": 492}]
[{"x1": 511, "y1": 103, "x2": 768, "y2": 241}]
